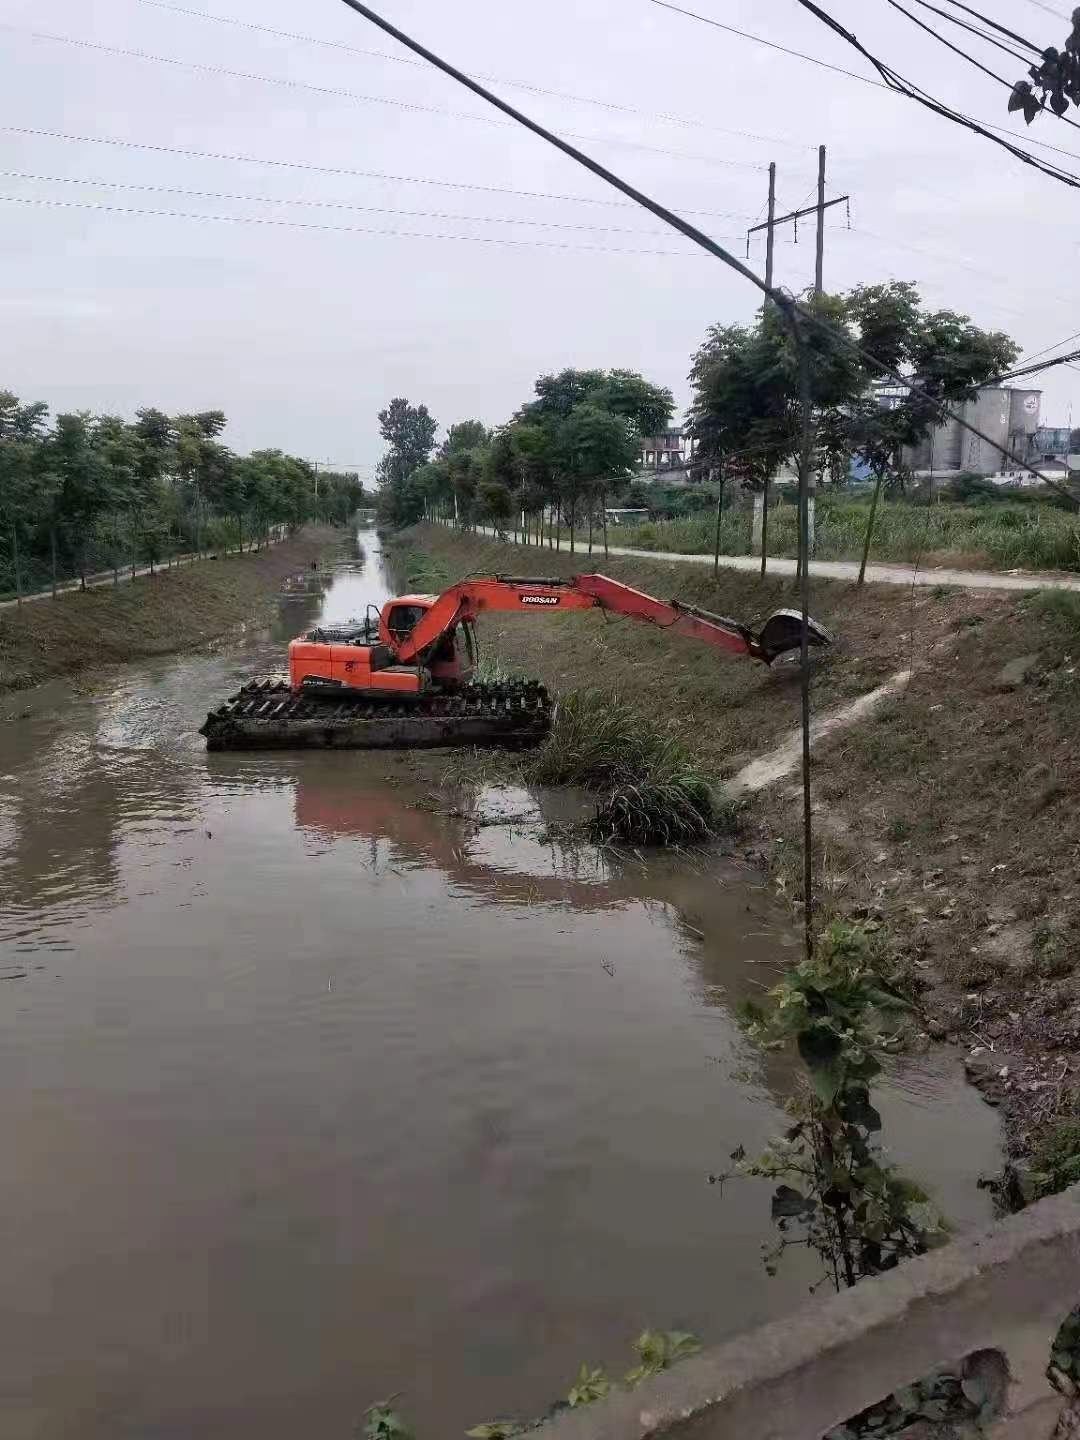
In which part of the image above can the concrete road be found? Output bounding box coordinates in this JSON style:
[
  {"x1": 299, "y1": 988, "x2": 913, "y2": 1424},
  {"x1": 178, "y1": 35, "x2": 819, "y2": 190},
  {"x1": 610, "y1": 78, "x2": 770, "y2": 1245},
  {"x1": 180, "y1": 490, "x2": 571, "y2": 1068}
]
[{"x1": 465, "y1": 524, "x2": 1080, "y2": 594}]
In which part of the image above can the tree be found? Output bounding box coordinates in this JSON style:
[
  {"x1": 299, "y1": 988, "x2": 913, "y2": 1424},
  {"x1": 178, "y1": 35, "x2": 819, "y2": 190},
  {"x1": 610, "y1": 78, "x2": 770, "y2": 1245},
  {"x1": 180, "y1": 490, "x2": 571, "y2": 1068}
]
[
  {"x1": 0, "y1": 391, "x2": 53, "y2": 599},
  {"x1": 515, "y1": 369, "x2": 674, "y2": 548},
  {"x1": 555, "y1": 404, "x2": 640, "y2": 551},
  {"x1": 375, "y1": 397, "x2": 439, "y2": 528}
]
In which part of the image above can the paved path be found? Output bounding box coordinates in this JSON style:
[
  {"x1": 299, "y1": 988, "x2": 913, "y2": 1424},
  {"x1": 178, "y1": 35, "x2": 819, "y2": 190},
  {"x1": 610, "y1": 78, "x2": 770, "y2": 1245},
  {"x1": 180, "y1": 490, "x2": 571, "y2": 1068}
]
[
  {"x1": 463, "y1": 524, "x2": 1080, "y2": 594},
  {"x1": 0, "y1": 531, "x2": 288, "y2": 612}
]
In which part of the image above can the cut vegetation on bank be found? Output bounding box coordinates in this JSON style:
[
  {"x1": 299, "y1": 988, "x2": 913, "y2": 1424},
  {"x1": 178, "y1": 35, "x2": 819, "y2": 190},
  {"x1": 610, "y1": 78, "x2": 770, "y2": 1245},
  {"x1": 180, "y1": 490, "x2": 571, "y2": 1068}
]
[{"x1": 393, "y1": 523, "x2": 1080, "y2": 1198}]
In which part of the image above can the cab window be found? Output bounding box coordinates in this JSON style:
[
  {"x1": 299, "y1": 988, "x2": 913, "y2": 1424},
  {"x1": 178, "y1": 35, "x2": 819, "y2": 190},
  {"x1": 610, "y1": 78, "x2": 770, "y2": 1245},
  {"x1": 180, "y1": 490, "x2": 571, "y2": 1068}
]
[{"x1": 386, "y1": 604, "x2": 427, "y2": 642}]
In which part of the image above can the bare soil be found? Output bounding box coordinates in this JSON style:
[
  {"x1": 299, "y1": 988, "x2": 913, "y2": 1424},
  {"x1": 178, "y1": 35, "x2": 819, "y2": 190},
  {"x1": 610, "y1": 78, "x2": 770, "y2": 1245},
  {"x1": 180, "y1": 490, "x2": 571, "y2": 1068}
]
[
  {"x1": 0, "y1": 527, "x2": 338, "y2": 695},
  {"x1": 397, "y1": 524, "x2": 1080, "y2": 1189}
]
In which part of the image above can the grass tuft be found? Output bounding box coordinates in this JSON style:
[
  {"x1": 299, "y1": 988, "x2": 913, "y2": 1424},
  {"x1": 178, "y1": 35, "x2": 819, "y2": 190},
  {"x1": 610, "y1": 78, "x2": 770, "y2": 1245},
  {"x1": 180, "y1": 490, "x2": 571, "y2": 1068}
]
[{"x1": 528, "y1": 690, "x2": 730, "y2": 846}]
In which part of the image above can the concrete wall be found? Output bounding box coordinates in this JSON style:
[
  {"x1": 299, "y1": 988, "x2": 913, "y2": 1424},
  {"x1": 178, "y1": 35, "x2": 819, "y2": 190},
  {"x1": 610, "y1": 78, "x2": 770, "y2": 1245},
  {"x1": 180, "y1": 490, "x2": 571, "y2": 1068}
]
[{"x1": 534, "y1": 1188, "x2": 1080, "y2": 1440}]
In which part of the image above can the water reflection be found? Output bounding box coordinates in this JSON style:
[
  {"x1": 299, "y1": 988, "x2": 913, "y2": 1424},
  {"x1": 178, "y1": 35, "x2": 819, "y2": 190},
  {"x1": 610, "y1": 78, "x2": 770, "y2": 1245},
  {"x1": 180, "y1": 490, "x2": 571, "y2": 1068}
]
[{"x1": 0, "y1": 525, "x2": 1002, "y2": 1440}]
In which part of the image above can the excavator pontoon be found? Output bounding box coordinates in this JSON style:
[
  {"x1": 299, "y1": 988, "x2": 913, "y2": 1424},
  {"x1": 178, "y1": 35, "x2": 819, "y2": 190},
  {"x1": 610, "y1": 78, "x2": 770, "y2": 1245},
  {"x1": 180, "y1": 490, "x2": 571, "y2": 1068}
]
[{"x1": 199, "y1": 572, "x2": 832, "y2": 751}]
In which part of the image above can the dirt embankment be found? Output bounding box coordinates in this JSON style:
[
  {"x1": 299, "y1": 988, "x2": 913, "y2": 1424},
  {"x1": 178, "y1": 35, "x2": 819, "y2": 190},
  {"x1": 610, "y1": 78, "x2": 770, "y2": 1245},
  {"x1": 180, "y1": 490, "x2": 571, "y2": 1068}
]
[
  {"x1": 0, "y1": 527, "x2": 338, "y2": 695},
  {"x1": 395, "y1": 524, "x2": 1080, "y2": 1188}
]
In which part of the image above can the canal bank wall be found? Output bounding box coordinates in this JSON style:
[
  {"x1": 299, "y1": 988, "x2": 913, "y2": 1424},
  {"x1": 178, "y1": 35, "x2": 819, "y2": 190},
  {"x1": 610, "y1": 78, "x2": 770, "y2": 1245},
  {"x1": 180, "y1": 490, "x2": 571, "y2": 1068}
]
[
  {"x1": 0, "y1": 525, "x2": 339, "y2": 695},
  {"x1": 533, "y1": 1185, "x2": 1080, "y2": 1440},
  {"x1": 393, "y1": 524, "x2": 1080, "y2": 1194}
]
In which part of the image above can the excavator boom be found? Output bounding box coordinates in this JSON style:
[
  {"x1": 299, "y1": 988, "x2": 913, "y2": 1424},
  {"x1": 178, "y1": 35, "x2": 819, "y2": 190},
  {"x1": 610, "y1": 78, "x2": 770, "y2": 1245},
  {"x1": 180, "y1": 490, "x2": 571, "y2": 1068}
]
[
  {"x1": 394, "y1": 573, "x2": 830, "y2": 668},
  {"x1": 200, "y1": 570, "x2": 832, "y2": 750}
]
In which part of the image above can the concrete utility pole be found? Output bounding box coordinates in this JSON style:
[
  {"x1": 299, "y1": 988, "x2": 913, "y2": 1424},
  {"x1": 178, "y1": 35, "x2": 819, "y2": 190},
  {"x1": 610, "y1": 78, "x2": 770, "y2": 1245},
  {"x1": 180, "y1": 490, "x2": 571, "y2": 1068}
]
[
  {"x1": 745, "y1": 157, "x2": 849, "y2": 579},
  {"x1": 765, "y1": 160, "x2": 777, "y2": 292},
  {"x1": 815, "y1": 144, "x2": 826, "y2": 297},
  {"x1": 759, "y1": 162, "x2": 777, "y2": 581}
]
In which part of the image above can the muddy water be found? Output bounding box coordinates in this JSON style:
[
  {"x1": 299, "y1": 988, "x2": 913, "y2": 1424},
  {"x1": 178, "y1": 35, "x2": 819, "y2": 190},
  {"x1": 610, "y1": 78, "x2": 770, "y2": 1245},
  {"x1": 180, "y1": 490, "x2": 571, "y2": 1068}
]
[{"x1": 0, "y1": 530, "x2": 998, "y2": 1440}]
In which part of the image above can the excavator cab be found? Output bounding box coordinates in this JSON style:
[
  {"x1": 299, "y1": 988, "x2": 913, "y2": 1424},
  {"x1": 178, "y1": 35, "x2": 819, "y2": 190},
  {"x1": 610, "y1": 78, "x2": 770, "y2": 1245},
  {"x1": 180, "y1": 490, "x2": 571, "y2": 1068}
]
[
  {"x1": 378, "y1": 596, "x2": 477, "y2": 688},
  {"x1": 287, "y1": 595, "x2": 480, "y2": 698}
]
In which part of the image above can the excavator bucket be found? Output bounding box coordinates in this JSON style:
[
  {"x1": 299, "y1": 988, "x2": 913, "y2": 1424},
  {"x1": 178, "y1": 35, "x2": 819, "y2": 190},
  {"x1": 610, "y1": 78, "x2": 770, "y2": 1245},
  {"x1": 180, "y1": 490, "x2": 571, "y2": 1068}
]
[{"x1": 755, "y1": 609, "x2": 834, "y2": 666}]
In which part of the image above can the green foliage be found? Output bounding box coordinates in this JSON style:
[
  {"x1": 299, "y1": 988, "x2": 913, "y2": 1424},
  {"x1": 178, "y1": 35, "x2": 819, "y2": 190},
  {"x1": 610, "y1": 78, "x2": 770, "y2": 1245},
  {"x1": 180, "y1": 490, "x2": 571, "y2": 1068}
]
[
  {"x1": 0, "y1": 389, "x2": 356, "y2": 599},
  {"x1": 362, "y1": 1403, "x2": 415, "y2": 1440},
  {"x1": 1030, "y1": 1118, "x2": 1080, "y2": 1200},
  {"x1": 687, "y1": 281, "x2": 1019, "y2": 498},
  {"x1": 1029, "y1": 587, "x2": 1080, "y2": 634},
  {"x1": 624, "y1": 1330, "x2": 701, "y2": 1387},
  {"x1": 375, "y1": 397, "x2": 440, "y2": 527},
  {"x1": 731, "y1": 922, "x2": 945, "y2": 1290},
  {"x1": 606, "y1": 492, "x2": 1080, "y2": 573},
  {"x1": 566, "y1": 1365, "x2": 611, "y2": 1408},
  {"x1": 527, "y1": 690, "x2": 727, "y2": 846},
  {"x1": 465, "y1": 1329, "x2": 700, "y2": 1439}
]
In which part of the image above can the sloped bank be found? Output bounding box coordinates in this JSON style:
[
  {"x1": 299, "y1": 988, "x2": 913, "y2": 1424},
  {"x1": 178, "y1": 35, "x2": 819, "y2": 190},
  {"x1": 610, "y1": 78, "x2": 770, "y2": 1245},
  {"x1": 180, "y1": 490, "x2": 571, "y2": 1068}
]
[
  {"x1": 393, "y1": 524, "x2": 1080, "y2": 1198},
  {"x1": 0, "y1": 526, "x2": 338, "y2": 695}
]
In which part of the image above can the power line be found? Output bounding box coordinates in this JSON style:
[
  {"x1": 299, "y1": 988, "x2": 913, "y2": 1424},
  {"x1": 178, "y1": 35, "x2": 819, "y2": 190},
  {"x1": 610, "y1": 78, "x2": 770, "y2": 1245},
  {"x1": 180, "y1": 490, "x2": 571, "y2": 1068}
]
[
  {"x1": 884, "y1": 0, "x2": 1080, "y2": 135},
  {"x1": 329, "y1": 0, "x2": 1078, "y2": 514},
  {"x1": 1, "y1": 25, "x2": 766, "y2": 172},
  {"x1": 938, "y1": 0, "x2": 1048, "y2": 50},
  {"x1": 647, "y1": 0, "x2": 1080, "y2": 166},
  {"x1": 787, "y1": 0, "x2": 1080, "y2": 187},
  {"x1": 1019, "y1": 0, "x2": 1070, "y2": 19},
  {"x1": 1015, "y1": 329, "x2": 1080, "y2": 366},
  {"x1": 901, "y1": 0, "x2": 1039, "y2": 64},
  {"x1": 0, "y1": 191, "x2": 710, "y2": 256},
  {"x1": 0, "y1": 169, "x2": 707, "y2": 236},
  {"x1": 990, "y1": 348, "x2": 1080, "y2": 383},
  {"x1": 133, "y1": 0, "x2": 813, "y2": 150},
  {"x1": 0, "y1": 124, "x2": 761, "y2": 220}
]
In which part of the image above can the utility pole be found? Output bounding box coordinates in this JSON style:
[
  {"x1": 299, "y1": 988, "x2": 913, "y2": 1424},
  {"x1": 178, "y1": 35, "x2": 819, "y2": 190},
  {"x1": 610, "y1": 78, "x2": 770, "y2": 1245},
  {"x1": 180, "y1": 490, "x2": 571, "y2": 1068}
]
[
  {"x1": 815, "y1": 144, "x2": 826, "y2": 296},
  {"x1": 745, "y1": 158, "x2": 849, "y2": 581},
  {"x1": 760, "y1": 162, "x2": 776, "y2": 580}
]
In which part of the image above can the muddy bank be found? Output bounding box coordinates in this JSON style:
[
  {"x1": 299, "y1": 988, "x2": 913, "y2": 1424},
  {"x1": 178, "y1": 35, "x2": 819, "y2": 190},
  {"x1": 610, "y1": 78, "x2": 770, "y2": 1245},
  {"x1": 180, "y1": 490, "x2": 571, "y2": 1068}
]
[
  {"x1": 0, "y1": 527, "x2": 339, "y2": 695},
  {"x1": 394, "y1": 524, "x2": 1080, "y2": 1189}
]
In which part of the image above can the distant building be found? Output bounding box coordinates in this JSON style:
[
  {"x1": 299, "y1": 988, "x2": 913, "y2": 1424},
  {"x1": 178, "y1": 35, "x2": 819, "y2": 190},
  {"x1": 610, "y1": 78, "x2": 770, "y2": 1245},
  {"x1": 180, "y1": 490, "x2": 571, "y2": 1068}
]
[
  {"x1": 1033, "y1": 425, "x2": 1073, "y2": 462},
  {"x1": 639, "y1": 426, "x2": 694, "y2": 477},
  {"x1": 871, "y1": 382, "x2": 1042, "y2": 477}
]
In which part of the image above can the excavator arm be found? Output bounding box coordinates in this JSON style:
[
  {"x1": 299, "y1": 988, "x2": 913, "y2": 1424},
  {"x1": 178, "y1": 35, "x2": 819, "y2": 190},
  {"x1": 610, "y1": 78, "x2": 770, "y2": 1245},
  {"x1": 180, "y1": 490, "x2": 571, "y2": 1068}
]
[{"x1": 392, "y1": 573, "x2": 831, "y2": 668}]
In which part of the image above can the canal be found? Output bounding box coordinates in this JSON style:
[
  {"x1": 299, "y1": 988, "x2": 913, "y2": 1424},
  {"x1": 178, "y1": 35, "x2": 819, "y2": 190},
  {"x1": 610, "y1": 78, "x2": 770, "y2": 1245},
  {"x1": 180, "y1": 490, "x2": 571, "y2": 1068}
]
[{"x1": 0, "y1": 528, "x2": 999, "y2": 1439}]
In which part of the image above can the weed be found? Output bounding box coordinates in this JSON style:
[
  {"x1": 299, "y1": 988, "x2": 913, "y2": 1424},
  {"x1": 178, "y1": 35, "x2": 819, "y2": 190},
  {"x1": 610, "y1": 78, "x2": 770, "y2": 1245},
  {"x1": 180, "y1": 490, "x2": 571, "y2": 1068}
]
[
  {"x1": 528, "y1": 690, "x2": 726, "y2": 846},
  {"x1": 886, "y1": 816, "x2": 912, "y2": 843},
  {"x1": 1029, "y1": 587, "x2": 1080, "y2": 633},
  {"x1": 1030, "y1": 1117, "x2": 1080, "y2": 1199},
  {"x1": 362, "y1": 1402, "x2": 414, "y2": 1440},
  {"x1": 607, "y1": 496, "x2": 1080, "y2": 574}
]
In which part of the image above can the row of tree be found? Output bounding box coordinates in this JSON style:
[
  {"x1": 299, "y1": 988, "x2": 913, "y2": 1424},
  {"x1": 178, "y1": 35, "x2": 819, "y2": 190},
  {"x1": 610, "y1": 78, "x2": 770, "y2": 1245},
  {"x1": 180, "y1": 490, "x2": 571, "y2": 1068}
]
[
  {"x1": 0, "y1": 393, "x2": 365, "y2": 598},
  {"x1": 373, "y1": 281, "x2": 1023, "y2": 545},
  {"x1": 373, "y1": 369, "x2": 675, "y2": 546}
]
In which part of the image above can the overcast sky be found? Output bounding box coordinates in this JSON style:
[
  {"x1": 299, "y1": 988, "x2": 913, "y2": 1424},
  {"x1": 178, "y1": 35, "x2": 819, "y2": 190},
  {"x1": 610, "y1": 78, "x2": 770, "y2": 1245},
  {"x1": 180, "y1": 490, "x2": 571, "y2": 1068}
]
[{"x1": 1, "y1": 0, "x2": 1077, "y2": 477}]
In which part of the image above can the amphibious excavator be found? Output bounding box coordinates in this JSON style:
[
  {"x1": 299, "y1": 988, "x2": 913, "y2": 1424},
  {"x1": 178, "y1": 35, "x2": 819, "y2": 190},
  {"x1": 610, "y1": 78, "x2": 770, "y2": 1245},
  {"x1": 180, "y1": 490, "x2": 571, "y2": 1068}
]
[{"x1": 199, "y1": 573, "x2": 832, "y2": 751}]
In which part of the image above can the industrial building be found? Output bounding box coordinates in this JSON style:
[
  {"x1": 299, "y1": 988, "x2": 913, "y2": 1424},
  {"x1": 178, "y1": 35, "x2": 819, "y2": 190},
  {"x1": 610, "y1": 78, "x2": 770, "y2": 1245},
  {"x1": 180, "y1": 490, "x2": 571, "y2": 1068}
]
[{"x1": 908, "y1": 387, "x2": 1041, "y2": 476}]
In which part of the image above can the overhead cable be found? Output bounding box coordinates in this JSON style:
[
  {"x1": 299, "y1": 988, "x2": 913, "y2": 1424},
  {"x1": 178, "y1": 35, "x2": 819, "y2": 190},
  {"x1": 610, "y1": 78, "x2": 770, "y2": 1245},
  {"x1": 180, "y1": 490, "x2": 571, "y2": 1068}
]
[
  {"x1": 0, "y1": 192, "x2": 708, "y2": 256},
  {"x1": 0, "y1": 25, "x2": 766, "y2": 171},
  {"x1": 334, "y1": 0, "x2": 1080, "y2": 504},
  {"x1": 0, "y1": 124, "x2": 760, "y2": 221},
  {"x1": 900, "y1": 0, "x2": 1040, "y2": 64},
  {"x1": 133, "y1": 0, "x2": 813, "y2": 149},
  {"x1": 0, "y1": 169, "x2": 698, "y2": 236},
  {"x1": 647, "y1": 0, "x2": 1080, "y2": 165},
  {"x1": 884, "y1": 0, "x2": 1080, "y2": 134},
  {"x1": 786, "y1": 0, "x2": 1080, "y2": 186}
]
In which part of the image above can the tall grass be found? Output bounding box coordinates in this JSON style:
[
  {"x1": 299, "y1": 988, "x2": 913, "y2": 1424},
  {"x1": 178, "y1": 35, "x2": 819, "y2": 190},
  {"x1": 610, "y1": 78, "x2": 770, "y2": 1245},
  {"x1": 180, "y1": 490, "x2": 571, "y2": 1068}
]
[
  {"x1": 528, "y1": 690, "x2": 727, "y2": 846},
  {"x1": 611, "y1": 496, "x2": 1080, "y2": 572}
]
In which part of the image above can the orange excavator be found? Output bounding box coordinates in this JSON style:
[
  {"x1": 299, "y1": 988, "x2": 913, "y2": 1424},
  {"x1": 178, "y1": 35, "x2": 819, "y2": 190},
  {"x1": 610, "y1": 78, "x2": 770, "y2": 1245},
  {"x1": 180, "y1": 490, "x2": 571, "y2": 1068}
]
[{"x1": 200, "y1": 573, "x2": 831, "y2": 751}]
